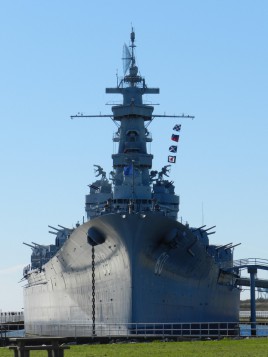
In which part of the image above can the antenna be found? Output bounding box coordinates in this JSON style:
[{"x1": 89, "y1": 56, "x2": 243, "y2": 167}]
[
  {"x1": 121, "y1": 27, "x2": 138, "y2": 79},
  {"x1": 122, "y1": 43, "x2": 131, "y2": 75},
  {"x1": 130, "y1": 27, "x2": 136, "y2": 68}
]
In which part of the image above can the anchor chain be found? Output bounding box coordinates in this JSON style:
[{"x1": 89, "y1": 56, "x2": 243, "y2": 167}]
[{"x1": 91, "y1": 245, "x2": 96, "y2": 336}]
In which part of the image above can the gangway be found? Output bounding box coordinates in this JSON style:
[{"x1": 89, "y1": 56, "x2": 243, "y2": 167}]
[{"x1": 224, "y1": 258, "x2": 268, "y2": 335}]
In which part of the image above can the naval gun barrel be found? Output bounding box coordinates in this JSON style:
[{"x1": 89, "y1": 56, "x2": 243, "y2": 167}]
[
  {"x1": 23, "y1": 242, "x2": 36, "y2": 249},
  {"x1": 192, "y1": 225, "x2": 206, "y2": 232},
  {"x1": 31, "y1": 242, "x2": 48, "y2": 248},
  {"x1": 58, "y1": 224, "x2": 69, "y2": 230},
  {"x1": 215, "y1": 243, "x2": 233, "y2": 250},
  {"x1": 225, "y1": 243, "x2": 241, "y2": 250},
  {"x1": 49, "y1": 231, "x2": 58, "y2": 235},
  {"x1": 48, "y1": 225, "x2": 60, "y2": 231},
  {"x1": 204, "y1": 225, "x2": 216, "y2": 232}
]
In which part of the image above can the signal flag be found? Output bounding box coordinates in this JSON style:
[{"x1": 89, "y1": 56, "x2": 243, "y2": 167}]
[
  {"x1": 168, "y1": 156, "x2": 176, "y2": 163},
  {"x1": 171, "y1": 134, "x2": 180, "y2": 142}
]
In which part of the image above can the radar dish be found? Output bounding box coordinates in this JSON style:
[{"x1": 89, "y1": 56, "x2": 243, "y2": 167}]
[{"x1": 122, "y1": 43, "x2": 131, "y2": 75}]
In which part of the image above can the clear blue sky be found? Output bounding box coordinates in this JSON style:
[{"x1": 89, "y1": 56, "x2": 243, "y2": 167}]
[{"x1": 1, "y1": 1, "x2": 268, "y2": 311}]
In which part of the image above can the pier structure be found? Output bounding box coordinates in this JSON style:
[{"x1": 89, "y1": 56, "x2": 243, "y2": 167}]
[
  {"x1": 225, "y1": 258, "x2": 268, "y2": 335},
  {"x1": 0, "y1": 311, "x2": 24, "y2": 346}
]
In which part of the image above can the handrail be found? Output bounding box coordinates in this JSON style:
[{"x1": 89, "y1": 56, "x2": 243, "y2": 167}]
[
  {"x1": 233, "y1": 258, "x2": 268, "y2": 269},
  {"x1": 233, "y1": 258, "x2": 268, "y2": 267},
  {"x1": 22, "y1": 321, "x2": 268, "y2": 338}
]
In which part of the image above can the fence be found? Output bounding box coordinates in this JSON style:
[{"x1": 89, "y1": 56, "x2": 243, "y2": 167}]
[
  {"x1": 240, "y1": 311, "x2": 268, "y2": 318},
  {"x1": 23, "y1": 321, "x2": 268, "y2": 338},
  {"x1": 0, "y1": 312, "x2": 24, "y2": 323}
]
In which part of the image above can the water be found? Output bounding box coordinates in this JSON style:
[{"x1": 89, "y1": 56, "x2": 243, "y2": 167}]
[
  {"x1": 240, "y1": 324, "x2": 268, "y2": 337},
  {"x1": 0, "y1": 329, "x2": 25, "y2": 338}
]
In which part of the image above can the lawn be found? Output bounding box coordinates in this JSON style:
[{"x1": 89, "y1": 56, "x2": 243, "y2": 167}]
[{"x1": 1, "y1": 338, "x2": 268, "y2": 357}]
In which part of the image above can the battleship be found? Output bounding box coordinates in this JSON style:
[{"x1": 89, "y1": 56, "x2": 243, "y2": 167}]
[{"x1": 23, "y1": 30, "x2": 241, "y2": 336}]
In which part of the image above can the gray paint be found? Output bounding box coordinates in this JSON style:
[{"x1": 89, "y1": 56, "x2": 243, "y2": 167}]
[{"x1": 23, "y1": 30, "x2": 240, "y2": 336}]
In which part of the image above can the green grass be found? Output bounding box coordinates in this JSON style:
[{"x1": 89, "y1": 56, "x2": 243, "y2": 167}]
[{"x1": 1, "y1": 338, "x2": 268, "y2": 357}]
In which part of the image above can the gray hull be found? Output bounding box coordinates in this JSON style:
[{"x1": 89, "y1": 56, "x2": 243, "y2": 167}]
[{"x1": 24, "y1": 213, "x2": 240, "y2": 335}]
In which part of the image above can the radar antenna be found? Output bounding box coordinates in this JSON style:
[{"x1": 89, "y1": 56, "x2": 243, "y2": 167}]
[{"x1": 122, "y1": 43, "x2": 131, "y2": 75}]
